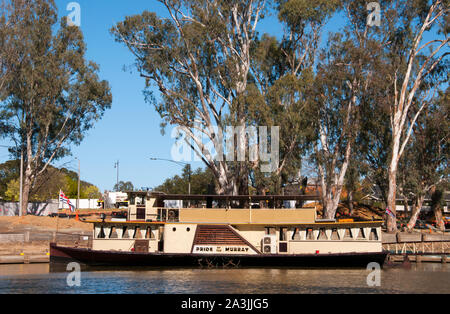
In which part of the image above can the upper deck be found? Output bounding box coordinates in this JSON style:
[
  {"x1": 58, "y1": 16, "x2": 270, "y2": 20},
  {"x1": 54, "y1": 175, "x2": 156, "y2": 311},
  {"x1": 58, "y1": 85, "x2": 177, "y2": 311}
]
[{"x1": 125, "y1": 191, "x2": 322, "y2": 224}]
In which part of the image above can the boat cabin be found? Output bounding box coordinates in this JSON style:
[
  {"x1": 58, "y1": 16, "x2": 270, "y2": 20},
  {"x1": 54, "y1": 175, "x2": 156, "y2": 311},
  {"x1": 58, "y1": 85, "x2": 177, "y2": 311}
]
[{"x1": 88, "y1": 192, "x2": 383, "y2": 257}]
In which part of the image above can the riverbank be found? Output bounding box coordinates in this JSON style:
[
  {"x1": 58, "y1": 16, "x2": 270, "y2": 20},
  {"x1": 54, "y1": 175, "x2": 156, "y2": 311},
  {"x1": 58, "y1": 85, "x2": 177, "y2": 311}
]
[
  {"x1": 0, "y1": 215, "x2": 93, "y2": 234},
  {"x1": 0, "y1": 216, "x2": 92, "y2": 258}
]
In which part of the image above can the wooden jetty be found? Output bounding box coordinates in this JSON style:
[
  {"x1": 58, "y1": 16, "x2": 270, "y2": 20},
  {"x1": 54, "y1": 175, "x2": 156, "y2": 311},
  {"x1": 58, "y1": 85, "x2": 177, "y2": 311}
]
[{"x1": 383, "y1": 232, "x2": 450, "y2": 263}]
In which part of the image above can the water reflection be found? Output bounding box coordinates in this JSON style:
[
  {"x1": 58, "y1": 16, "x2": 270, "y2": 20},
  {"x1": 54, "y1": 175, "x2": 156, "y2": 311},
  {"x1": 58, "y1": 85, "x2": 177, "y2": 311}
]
[{"x1": 0, "y1": 263, "x2": 449, "y2": 294}]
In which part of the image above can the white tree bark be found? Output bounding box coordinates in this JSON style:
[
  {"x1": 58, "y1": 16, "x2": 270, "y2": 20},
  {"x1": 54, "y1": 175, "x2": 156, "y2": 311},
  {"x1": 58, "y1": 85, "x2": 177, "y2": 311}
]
[{"x1": 386, "y1": 0, "x2": 448, "y2": 233}]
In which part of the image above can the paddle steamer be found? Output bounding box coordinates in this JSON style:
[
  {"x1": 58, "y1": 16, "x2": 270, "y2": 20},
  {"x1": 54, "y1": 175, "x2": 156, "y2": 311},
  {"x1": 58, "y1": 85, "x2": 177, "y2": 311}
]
[{"x1": 50, "y1": 191, "x2": 387, "y2": 268}]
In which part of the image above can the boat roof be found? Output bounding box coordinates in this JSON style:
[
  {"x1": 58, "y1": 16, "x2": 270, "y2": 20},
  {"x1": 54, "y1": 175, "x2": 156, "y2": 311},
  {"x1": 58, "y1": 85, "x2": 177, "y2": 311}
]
[{"x1": 125, "y1": 191, "x2": 321, "y2": 201}]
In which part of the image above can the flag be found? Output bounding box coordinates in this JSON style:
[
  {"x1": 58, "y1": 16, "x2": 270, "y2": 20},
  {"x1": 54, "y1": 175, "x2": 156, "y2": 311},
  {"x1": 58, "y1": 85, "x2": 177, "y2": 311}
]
[
  {"x1": 59, "y1": 189, "x2": 75, "y2": 212},
  {"x1": 385, "y1": 207, "x2": 395, "y2": 219}
]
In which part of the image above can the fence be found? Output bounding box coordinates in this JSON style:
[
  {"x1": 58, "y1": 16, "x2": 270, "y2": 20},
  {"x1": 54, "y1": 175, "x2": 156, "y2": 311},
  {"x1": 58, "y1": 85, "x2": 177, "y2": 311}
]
[
  {"x1": 0, "y1": 201, "x2": 59, "y2": 216},
  {"x1": 0, "y1": 199, "x2": 102, "y2": 216}
]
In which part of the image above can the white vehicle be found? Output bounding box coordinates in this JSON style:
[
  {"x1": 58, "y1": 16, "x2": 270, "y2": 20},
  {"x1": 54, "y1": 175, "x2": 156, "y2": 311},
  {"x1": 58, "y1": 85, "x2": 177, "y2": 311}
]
[{"x1": 107, "y1": 191, "x2": 129, "y2": 208}]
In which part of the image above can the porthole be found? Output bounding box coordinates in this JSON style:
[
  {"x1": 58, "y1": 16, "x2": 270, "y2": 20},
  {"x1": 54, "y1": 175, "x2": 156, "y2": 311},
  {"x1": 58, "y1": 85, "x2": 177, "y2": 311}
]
[
  {"x1": 172, "y1": 227, "x2": 176, "y2": 232},
  {"x1": 186, "y1": 227, "x2": 191, "y2": 232}
]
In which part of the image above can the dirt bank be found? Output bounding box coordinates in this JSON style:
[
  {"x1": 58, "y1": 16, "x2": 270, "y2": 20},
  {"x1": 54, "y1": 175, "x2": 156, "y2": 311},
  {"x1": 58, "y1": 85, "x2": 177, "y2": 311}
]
[
  {"x1": 0, "y1": 215, "x2": 92, "y2": 233},
  {"x1": 0, "y1": 216, "x2": 93, "y2": 255}
]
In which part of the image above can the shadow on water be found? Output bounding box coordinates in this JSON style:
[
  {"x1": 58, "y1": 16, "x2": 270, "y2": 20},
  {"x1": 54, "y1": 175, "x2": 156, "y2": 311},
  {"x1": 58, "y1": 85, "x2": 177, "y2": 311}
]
[{"x1": 48, "y1": 263, "x2": 390, "y2": 273}]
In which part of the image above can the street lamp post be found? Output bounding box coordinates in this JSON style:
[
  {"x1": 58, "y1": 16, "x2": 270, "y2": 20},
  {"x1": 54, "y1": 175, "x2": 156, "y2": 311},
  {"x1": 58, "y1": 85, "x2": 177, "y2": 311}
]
[{"x1": 114, "y1": 160, "x2": 119, "y2": 190}]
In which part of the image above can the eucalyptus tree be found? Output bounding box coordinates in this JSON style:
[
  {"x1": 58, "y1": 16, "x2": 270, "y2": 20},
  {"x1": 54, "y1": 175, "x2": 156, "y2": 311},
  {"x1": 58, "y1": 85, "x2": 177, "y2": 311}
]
[
  {"x1": 374, "y1": 0, "x2": 449, "y2": 232},
  {"x1": 247, "y1": 0, "x2": 340, "y2": 196},
  {"x1": 112, "y1": 0, "x2": 267, "y2": 195},
  {"x1": 309, "y1": 1, "x2": 384, "y2": 219},
  {"x1": 112, "y1": 0, "x2": 338, "y2": 197},
  {"x1": 400, "y1": 89, "x2": 449, "y2": 231},
  {"x1": 0, "y1": 0, "x2": 112, "y2": 215}
]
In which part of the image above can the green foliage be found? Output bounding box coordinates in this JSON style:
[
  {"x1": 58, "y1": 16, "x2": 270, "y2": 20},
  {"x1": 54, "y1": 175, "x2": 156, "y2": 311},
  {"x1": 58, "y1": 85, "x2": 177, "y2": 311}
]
[
  {"x1": 155, "y1": 165, "x2": 215, "y2": 195},
  {"x1": 113, "y1": 181, "x2": 134, "y2": 192},
  {"x1": 5, "y1": 178, "x2": 19, "y2": 201},
  {"x1": 0, "y1": 160, "x2": 102, "y2": 201},
  {"x1": 83, "y1": 185, "x2": 102, "y2": 199},
  {"x1": 277, "y1": 0, "x2": 340, "y2": 28},
  {"x1": 0, "y1": 159, "x2": 19, "y2": 198}
]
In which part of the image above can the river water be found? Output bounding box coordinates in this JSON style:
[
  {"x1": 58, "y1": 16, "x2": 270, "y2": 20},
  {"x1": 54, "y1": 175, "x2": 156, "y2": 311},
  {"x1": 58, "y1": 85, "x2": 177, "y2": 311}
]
[{"x1": 0, "y1": 263, "x2": 449, "y2": 294}]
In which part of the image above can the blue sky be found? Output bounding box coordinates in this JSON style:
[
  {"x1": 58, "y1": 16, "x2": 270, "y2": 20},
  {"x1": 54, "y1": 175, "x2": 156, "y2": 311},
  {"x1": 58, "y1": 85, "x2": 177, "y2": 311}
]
[{"x1": 0, "y1": 1, "x2": 345, "y2": 192}]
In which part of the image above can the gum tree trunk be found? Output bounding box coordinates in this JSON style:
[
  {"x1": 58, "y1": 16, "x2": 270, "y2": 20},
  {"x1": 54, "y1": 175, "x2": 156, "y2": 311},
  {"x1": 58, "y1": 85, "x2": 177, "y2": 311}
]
[
  {"x1": 386, "y1": 132, "x2": 400, "y2": 233},
  {"x1": 406, "y1": 195, "x2": 425, "y2": 231},
  {"x1": 431, "y1": 189, "x2": 445, "y2": 231}
]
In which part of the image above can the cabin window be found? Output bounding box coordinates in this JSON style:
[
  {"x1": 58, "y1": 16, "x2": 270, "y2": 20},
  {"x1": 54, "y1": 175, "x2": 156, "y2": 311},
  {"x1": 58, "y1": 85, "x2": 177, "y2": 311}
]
[
  {"x1": 357, "y1": 228, "x2": 365, "y2": 240},
  {"x1": 279, "y1": 228, "x2": 287, "y2": 241},
  {"x1": 136, "y1": 207, "x2": 146, "y2": 220},
  {"x1": 109, "y1": 227, "x2": 118, "y2": 239},
  {"x1": 97, "y1": 226, "x2": 105, "y2": 239},
  {"x1": 133, "y1": 227, "x2": 143, "y2": 239},
  {"x1": 158, "y1": 209, "x2": 167, "y2": 221},
  {"x1": 370, "y1": 228, "x2": 379, "y2": 240},
  {"x1": 172, "y1": 227, "x2": 177, "y2": 232},
  {"x1": 168, "y1": 209, "x2": 178, "y2": 222},
  {"x1": 122, "y1": 226, "x2": 129, "y2": 239},
  {"x1": 186, "y1": 227, "x2": 191, "y2": 232},
  {"x1": 145, "y1": 227, "x2": 154, "y2": 239},
  {"x1": 317, "y1": 228, "x2": 328, "y2": 240},
  {"x1": 330, "y1": 228, "x2": 339, "y2": 240},
  {"x1": 306, "y1": 229, "x2": 314, "y2": 240},
  {"x1": 134, "y1": 196, "x2": 143, "y2": 205},
  {"x1": 343, "y1": 228, "x2": 352, "y2": 240},
  {"x1": 291, "y1": 228, "x2": 298, "y2": 240}
]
